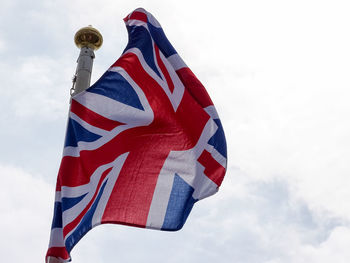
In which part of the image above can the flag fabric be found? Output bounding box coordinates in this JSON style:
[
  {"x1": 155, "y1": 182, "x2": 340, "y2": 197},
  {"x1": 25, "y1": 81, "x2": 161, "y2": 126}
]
[{"x1": 46, "y1": 8, "x2": 227, "y2": 262}]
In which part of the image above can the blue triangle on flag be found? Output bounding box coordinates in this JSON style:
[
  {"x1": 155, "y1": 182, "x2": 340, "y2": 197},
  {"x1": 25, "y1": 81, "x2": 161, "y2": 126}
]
[
  {"x1": 64, "y1": 118, "x2": 102, "y2": 147},
  {"x1": 88, "y1": 71, "x2": 144, "y2": 110}
]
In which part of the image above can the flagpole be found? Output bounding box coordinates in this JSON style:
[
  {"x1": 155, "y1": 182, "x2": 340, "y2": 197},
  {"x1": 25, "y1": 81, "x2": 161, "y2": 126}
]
[
  {"x1": 46, "y1": 27, "x2": 102, "y2": 262},
  {"x1": 71, "y1": 25, "x2": 103, "y2": 96}
]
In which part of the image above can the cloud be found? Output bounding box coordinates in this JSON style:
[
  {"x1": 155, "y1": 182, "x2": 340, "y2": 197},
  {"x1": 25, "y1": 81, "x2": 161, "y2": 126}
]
[
  {"x1": 0, "y1": 54, "x2": 78, "y2": 122},
  {"x1": 219, "y1": 65, "x2": 350, "y2": 219},
  {"x1": 0, "y1": 164, "x2": 54, "y2": 262},
  {"x1": 298, "y1": 226, "x2": 350, "y2": 263},
  {"x1": 181, "y1": 170, "x2": 350, "y2": 263},
  {"x1": 0, "y1": 38, "x2": 5, "y2": 52}
]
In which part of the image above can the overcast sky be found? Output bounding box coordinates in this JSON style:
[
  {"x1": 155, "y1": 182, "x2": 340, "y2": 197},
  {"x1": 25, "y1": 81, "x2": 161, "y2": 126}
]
[{"x1": 1, "y1": 0, "x2": 350, "y2": 262}]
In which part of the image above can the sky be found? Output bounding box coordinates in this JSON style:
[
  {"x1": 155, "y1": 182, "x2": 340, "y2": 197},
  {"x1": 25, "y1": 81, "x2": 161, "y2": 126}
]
[{"x1": 1, "y1": 0, "x2": 350, "y2": 262}]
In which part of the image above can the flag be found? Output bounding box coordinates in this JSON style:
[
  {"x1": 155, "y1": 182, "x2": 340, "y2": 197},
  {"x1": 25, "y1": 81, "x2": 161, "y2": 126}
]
[{"x1": 46, "y1": 8, "x2": 227, "y2": 262}]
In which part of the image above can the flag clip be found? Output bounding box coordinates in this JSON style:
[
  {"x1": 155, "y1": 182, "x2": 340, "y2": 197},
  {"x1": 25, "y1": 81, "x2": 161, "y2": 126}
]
[{"x1": 70, "y1": 74, "x2": 77, "y2": 96}]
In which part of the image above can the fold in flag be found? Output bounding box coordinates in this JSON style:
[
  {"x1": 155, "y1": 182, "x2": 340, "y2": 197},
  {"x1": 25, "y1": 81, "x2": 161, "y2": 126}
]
[{"x1": 46, "y1": 8, "x2": 227, "y2": 262}]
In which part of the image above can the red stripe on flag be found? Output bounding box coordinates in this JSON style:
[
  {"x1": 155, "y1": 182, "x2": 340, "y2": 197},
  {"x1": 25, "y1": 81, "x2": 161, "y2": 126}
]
[
  {"x1": 124, "y1": 11, "x2": 148, "y2": 23},
  {"x1": 154, "y1": 45, "x2": 175, "y2": 92},
  {"x1": 56, "y1": 156, "x2": 89, "y2": 191},
  {"x1": 176, "y1": 67, "x2": 213, "y2": 108},
  {"x1": 71, "y1": 99, "x2": 123, "y2": 131},
  {"x1": 198, "y1": 150, "x2": 225, "y2": 186},
  {"x1": 63, "y1": 167, "x2": 112, "y2": 237},
  {"x1": 46, "y1": 247, "x2": 70, "y2": 262}
]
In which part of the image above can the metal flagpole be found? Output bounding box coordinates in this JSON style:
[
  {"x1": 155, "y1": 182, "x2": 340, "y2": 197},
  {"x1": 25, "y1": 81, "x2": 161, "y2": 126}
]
[{"x1": 71, "y1": 25, "x2": 103, "y2": 96}]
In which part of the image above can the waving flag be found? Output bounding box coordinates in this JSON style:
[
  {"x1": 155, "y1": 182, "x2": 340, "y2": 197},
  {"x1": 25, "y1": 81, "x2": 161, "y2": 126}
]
[{"x1": 46, "y1": 8, "x2": 227, "y2": 262}]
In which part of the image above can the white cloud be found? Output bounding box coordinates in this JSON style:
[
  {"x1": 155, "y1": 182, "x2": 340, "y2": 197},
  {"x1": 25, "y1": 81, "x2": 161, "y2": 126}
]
[
  {"x1": 0, "y1": 164, "x2": 54, "y2": 262},
  {"x1": 0, "y1": 39, "x2": 5, "y2": 52},
  {"x1": 296, "y1": 227, "x2": 350, "y2": 263},
  {"x1": 219, "y1": 64, "x2": 350, "y2": 219},
  {"x1": 186, "y1": 172, "x2": 350, "y2": 263},
  {"x1": 0, "y1": 56, "x2": 73, "y2": 120}
]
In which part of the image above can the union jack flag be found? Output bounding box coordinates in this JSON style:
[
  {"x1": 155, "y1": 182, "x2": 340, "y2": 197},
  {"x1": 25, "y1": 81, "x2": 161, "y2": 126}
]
[{"x1": 46, "y1": 8, "x2": 227, "y2": 262}]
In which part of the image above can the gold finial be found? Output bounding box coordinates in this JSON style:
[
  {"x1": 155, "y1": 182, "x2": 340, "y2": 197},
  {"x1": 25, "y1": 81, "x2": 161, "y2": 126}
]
[{"x1": 74, "y1": 25, "x2": 103, "y2": 50}]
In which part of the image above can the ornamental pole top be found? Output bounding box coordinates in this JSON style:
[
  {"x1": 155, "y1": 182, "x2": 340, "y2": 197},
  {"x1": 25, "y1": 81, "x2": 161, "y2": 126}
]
[{"x1": 74, "y1": 25, "x2": 103, "y2": 50}]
